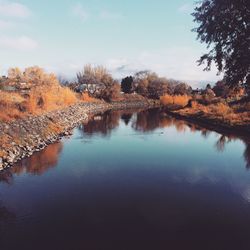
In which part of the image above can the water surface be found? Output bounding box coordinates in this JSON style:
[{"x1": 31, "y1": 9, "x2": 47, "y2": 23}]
[{"x1": 1, "y1": 108, "x2": 250, "y2": 250}]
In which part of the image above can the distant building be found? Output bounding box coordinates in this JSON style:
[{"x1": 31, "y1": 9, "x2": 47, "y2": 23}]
[{"x1": 192, "y1": 88, "x2": 202, "y2": 95}]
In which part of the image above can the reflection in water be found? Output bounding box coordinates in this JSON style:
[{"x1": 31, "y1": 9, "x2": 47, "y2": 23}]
[
  {"x1": 0, "y1": 202, "x2": 15, "y2": 222},
  {"x1": 0, "y1": 202, "x2": 16, "y2": 236},
  {"x1": 0, "y1": 142, "x2": 62, "y2": 184},
  {"x1": 215, "y1": 135, "x2": 227, "y2": 152},
  {"x1": 121, "y1": 113, "x2": 133, "y2": 126},
  {"x1": 81, "y1": 108, "x2": 250, "y2": 169},
  {"x1": 132, "y1": 108, "x2": 194, "y2": 133},
  {"x1": 0, "y1": 108, "x2": 250, "y2": 185},
  {"x1": 132, "y1": 109, "x2": 164, "y2": 132},
  {"x1": 244, "y1": 144, "x2": 250, "y2": 169},
  {"x1": 1, "y1": 108, "x2": 250, "y2": 250},
  {"x1": 81, "y1": 110, "x2": 120, "y2": 137},
  {"x1": 214, "y1": 134, "x2": 250, "y2": 169}
]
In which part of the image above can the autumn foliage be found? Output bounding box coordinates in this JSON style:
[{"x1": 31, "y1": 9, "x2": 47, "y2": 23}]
[
  {"x1": 160, "y1": 94, "x2": 191, "y2": 107},
  {"x1": 0, "y1": 67, "x2": 80, "y2": 121}
]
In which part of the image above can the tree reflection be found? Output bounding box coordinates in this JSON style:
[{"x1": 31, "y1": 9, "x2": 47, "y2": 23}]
[
  {"x1": 214, "y1": 134, "x2": 250, "y2": 169},
  {"x1": 215, "y1": 135, "x2": 227, "y2": 152},
  {"x1": 244, "y1": 143, "x2": 250, "y2": 169},
  {"x1": 132, "y1": 108, "x2": 190, "y2": 133},
  {"x1": 0, "y1": 108, "x2": 250, "y2": 183},
  {"x1": 81, "y1": 110, "x2": 125, "y2": 137},
  {"x1": 0, "y1": 142, "x2": 63, "y2": 184},
  {"x1": 132, "y1": 108, "x2": 165, "y2": 132},
  {"x1": 121, "y1": 113, "x2": 133, "y2": 126},
  {"x1": 131, "y1": 108, "x2": 250, "y2": 169}
]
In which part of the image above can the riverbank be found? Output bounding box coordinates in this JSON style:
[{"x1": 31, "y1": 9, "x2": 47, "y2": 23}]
[
  {"x1": 166, "y1": 108, "x2": 250, "y2": 139},
  {"x1": 0, "y1": 99, "x2": 158, "y2": 170}
]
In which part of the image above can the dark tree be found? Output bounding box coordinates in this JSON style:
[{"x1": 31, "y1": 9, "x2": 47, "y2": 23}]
[
  {"x1": 192, "y1": 0, "x2": 250, "y2": 90},
  {"x1": 121, "y1": 76, "x2": 133, "y2": 93},
  {"x1": 206, "y1": 84, "x2": 212, "y2": 90}
]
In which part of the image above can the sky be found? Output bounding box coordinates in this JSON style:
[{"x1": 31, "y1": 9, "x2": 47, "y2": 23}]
[{"x1": 0, "y1": 0, "x2": 221, "y2": 86}]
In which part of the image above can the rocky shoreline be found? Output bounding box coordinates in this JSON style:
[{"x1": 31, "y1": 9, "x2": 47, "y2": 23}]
[{"x1": 0, "y1": 100, "x2": 158, "y2": 171}]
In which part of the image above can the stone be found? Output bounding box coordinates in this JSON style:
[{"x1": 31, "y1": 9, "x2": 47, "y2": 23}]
[{"x1": 0, "y1": 158, "x2": 3, "y2": 171}]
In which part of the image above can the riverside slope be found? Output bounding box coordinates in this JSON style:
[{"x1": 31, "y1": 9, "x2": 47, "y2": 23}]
[{"x1": 0, "y1": 100, "x2": 158, "y2": 171}]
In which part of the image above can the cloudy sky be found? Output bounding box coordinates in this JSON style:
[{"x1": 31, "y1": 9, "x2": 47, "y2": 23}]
[{"x1": 0, "y1": 0, "x2": 220, "y2": 85}]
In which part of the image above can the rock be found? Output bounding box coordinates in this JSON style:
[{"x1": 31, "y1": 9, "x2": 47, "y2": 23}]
[
  {"x1": 0, "y1": 158, "x2": 3, "y2": 170},
  {"x1": 0, "y1": 101, "x2": 155, "y2": 171}
]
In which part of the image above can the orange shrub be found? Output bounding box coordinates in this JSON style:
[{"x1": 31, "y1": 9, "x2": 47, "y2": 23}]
[
  {"x1": 173, "y1": 95, "x2": 190, "y2": 107},
  {"x1": 80, "y1": 92, "x2": 98, "y2": 102},
  {"x1": 25, "y1": 91, "x2": 39, "y2": 114},
  {"x1": 0, "y1": 91, "x2": 25, "y2": 105},
  {"x1": 0, "y1": 91, "x2": 25, "y2": 121},
  {"x1": 25, "y1": 86, "x2": 78, "y2": 113},
  {"x1": 160, "y1": 94, "x2": 190, "y2": 107},
  {"x1": 190, "y1": 100, "x2": 199, "y2": 109},
  {"x1": 160, "y1": 94, "x2": 174, "y2": 105},
  {"x1": 59, "y1": 87, "x2": 78, "y2": 106},
  {"x1": 209, "y1": 102, "x2": 232, "y2": 115}
]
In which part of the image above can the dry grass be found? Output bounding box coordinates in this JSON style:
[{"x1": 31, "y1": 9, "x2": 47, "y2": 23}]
[
  {"x1": 173, "y1": 95, "x2": 190, "y2": 107},
  {"x1": 190, "y1": 100, "x2": 199, "y2": 109},
  {"x1": 160, "y1": 94, "x2": 191, "y2": 107},
  {"x1": 80, "y1": 92, "x2": 99, "y2": 102},
  {"x1": 0, "y1": 91, "x2": 25, "y2": 121},
  {"x1": 209, "y1": 103, "x2": 233, "y2": 116},
  {"x1": 160, "y1": 95, "x2": 173, "y2": 105},
  {"x1": 0, "y1": 85, "x2": 80, "y2": 121},
  {"x1": 26, "y1": 85, "x2": 78, "y2": 113},
  {"x1": 0, "y1": 91, "x2": 25, "y2": 105},
  {"x1": 176, "y1": 98, "x2": 250, "y2": 126}
]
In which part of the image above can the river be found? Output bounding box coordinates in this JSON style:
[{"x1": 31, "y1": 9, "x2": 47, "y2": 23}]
[{"x1": 0, "y1": 108, "x2": 250, "y2": 250}]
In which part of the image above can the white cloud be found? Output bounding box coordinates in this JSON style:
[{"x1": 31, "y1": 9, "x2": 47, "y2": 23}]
[
  {"x1": 104, "y1": 47, "x2": 220, "y2": 85},
  {"x1": 72, "y1": 3, "x2": 89, "y2": 22},
  {"x1": 0, "y1": 36, "x2": 38, "y2": 51},
  {"x1": 0, "y1": 19, "x2": 13, "y2": 29},
  {"x1": 178, "y1": 3, "x2": 193, "y2": 14},
  {"x1": 0, "y1": 1, "x2": 31, "y2": 18},
  {"x1": 99, "y1": 10, "x2": 123, "y2": 20}
]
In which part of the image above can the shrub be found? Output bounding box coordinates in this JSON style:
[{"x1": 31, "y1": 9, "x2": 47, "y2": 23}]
[
  {"x1": 173, "y1": 95, "x2": 190, "y2": 107},
  {"x1": 0, "y1": 91, "x2": 25, "y2": 121},
  {"x1": 160, "y1": 94, "x2": 190, "y2": 107},
  {"x1": 80, "y1": 92, "x2": 99, "y2": 102},
  {"x1": 0, "y1": 67, "x2": 80, "y2": 121},
  {"x1": 190, "y1": 100, "x2": 199, "y2": 109},
  {"x1": 209, "y1": 103, "x2": 233, "y2": 115},
  {"x1": 160, "y1": 94, "x2": 174, "y2": 105}
]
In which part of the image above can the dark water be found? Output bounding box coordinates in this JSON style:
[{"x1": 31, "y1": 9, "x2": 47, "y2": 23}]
[{"x1": 1, "y1": 108, "x2": 250, "y2": 250}]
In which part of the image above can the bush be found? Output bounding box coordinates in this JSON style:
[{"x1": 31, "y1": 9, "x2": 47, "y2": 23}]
[
  {"x1": 26, "y1": 85, "x2": 78, "y2": 113},
  {"x1": 160, "y1": 94, "x2": 174, "y2": 105},
  {"x1": 0, "y1": 91, "x2": 25, "y2": 121},
  {"x1": 209, "y1": 103, "x2": 233, "y2": 115},
  {"x1": 160, "y1": 94, "x2": 190, "y2": 107},
  {"x1": 80, "y1": 92, "x2": 98, "y2": 102},
  {"x1": 0, "y1": 67, "x2": 80, "y2": 121},
  {"x1": 173, "y1": 95, "x2": 190, "y2": 107}
]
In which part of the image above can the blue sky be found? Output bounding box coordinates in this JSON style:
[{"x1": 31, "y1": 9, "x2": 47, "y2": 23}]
[{"x1": 0, "y1": 0, "x2": 220, "y2": 85}]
